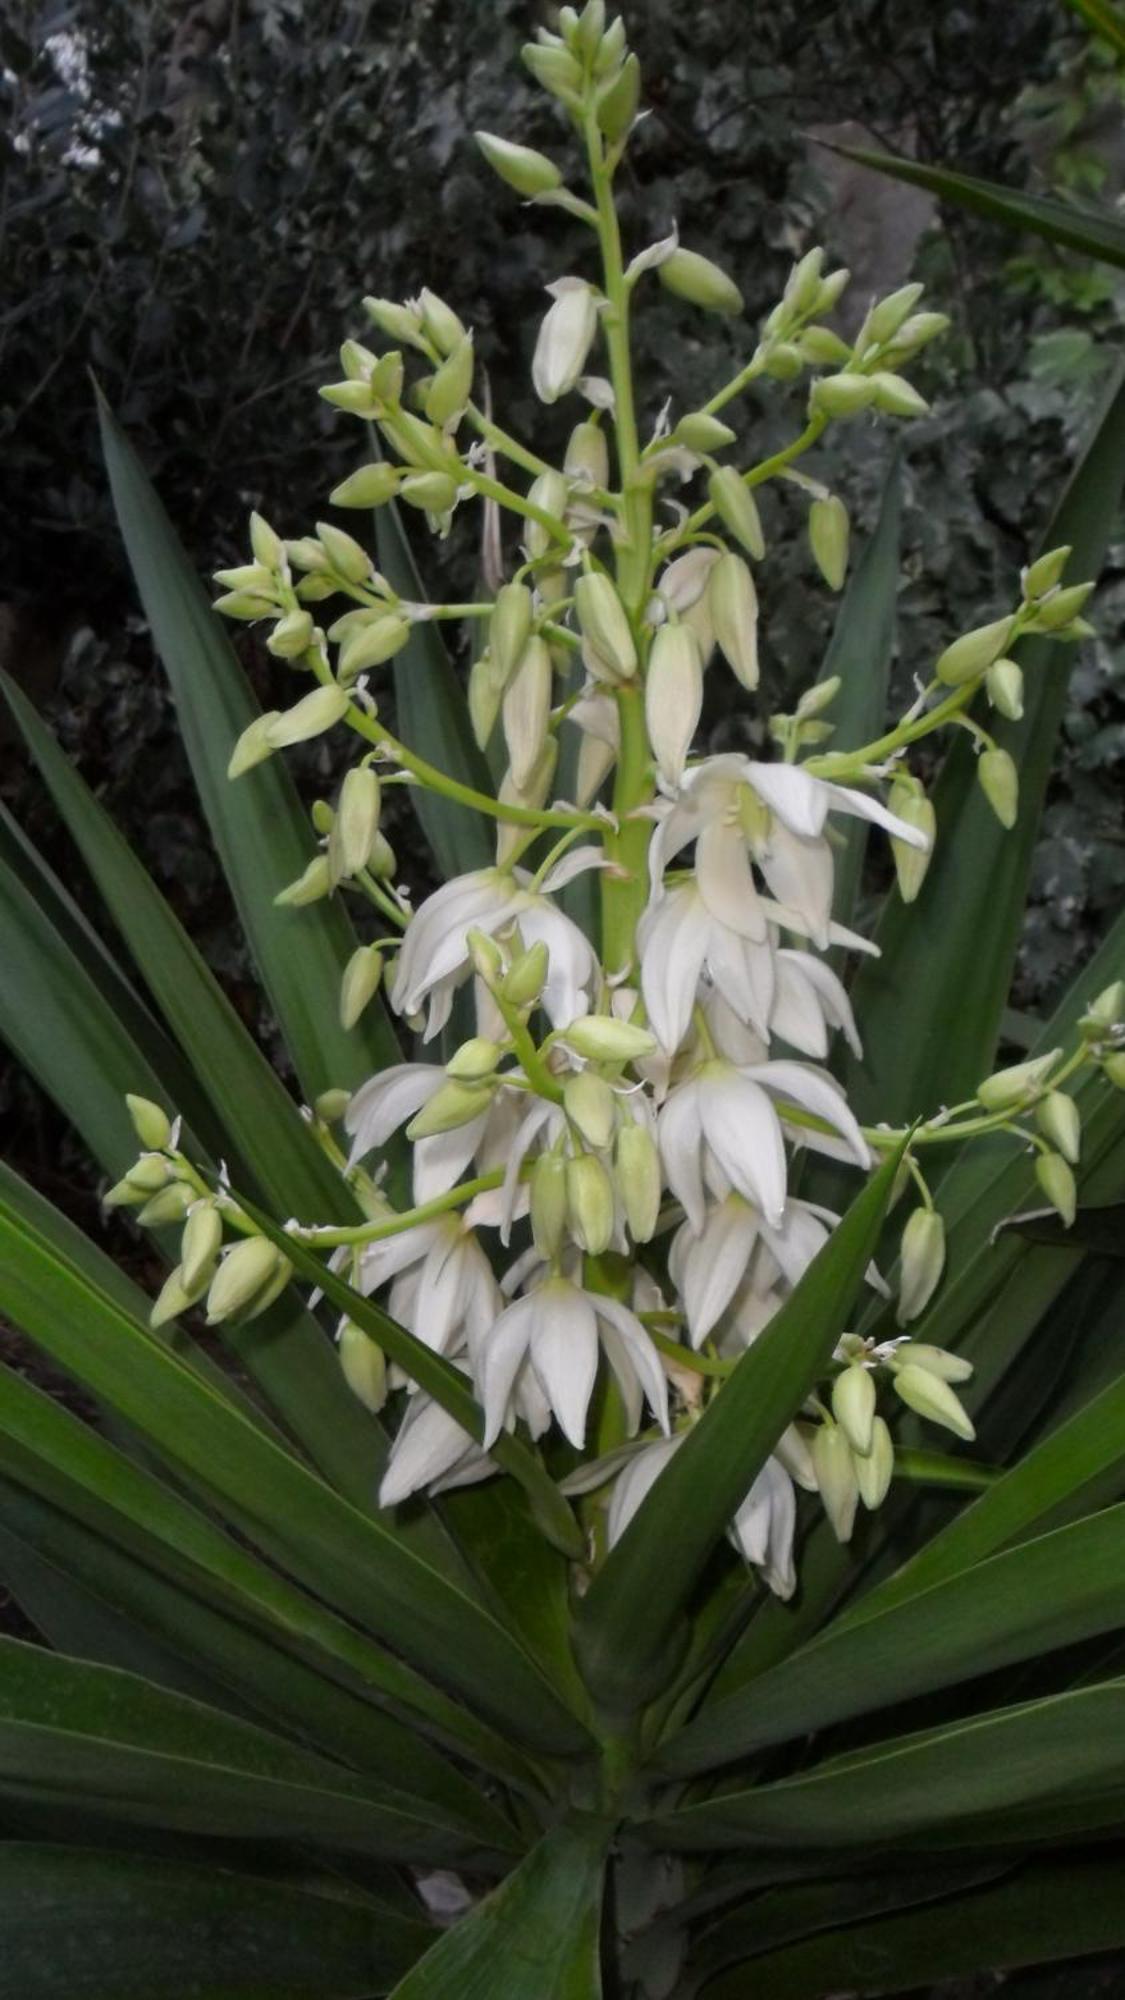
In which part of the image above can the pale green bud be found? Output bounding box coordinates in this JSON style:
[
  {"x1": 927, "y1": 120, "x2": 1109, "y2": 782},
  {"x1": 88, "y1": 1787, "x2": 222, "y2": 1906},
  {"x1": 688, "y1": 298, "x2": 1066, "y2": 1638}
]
[
  {"x1": 985, "y1": 659, "x2": 1024, "y2": 721},
  {"x1": 1029, "y1": 581, "x2": 1094, "y2": 631},
  {"x1": 339, "y1": 615, "x2": 411, "y2": 680},
  {"x1": 266, "y1": 609, "x2": 315, "y2": 660},
  {"x1": 977, "y1": 1049, "x2": 1061, "y2": 1111},
  {"x1": 416, "y1": 288, "x2": 466, "y2": 356},
  {"x1": 532, "y1": 282, "x2": 599, "y2": 405},
  {"x1": 467, "y1": 927, "x2": 505, "y2": 983},
  {"x1": 897, "y1": 1342, "x2": 973, "y2": 1385},
  {"x1": 490, "y1": 582, "x2": 535, "y2": 682},
  {"x1": 887, "y1": 782, "x2": 935, "y2": 903},
  {"x1": 936, "y1": 616, "x2": 1016, "y2": 686},
  {"x1": 338, "y1": 1320, "x2": 387, "y2": 1413},
  {"x1": 103, "y1": 1174, "x2": 153, "y2": 1211},
  {"x1": 707, "y1": 465, "x2": 764, "y2": 559},
  {"x1": 315, "y1": 522, "x2": 371, "y2": 584},
  {"x1": 522, "y1": 40, "x2": 584, "y2": 101},
  {"x1": 398, "y1": 471, "x2": 459, "y2": 515},
  {"x1": 614, "y1": 1120, "x2": 660, "y2": 1244},
  {"x1": 574, "y1": 572, "x2": 638, "y2": 680},
  {"x1": 125, "y1": 1095, "x2": 171, "y2": 1151},
  {"x1": 896, "y1": 1208, "x2": 946, "y2": 1326},
  {"x1": 340, "y1": 338, "x2": 377, "y2": 381},
  {"x1": 893, "y1": 1362, "x2": 975, "y2": 1441},
  {"x1": 137, "y1": 1183, "x2": 195, "y2": 1228},
  {"x1": 340, "y1": 946, "x2": 384, "y2": 1029},
  {"x1": 812, "y1": 1422, "x2": 859, "y2": 1543},
  {"x1": 810, "y1": 373, "x2": 877, "y2": 418},
  {"x1": 783, "y1": 246, "x2": 826, "y2": 315},
  {"x1": 761, "y1": 342, "x2": 804, "y2": 381},
  {"x1": 808, "y1": 494, "x2": 849, "y2": 591},
  {"x1": 566, "y1": 1153, "x2": 615, "y2": 1256},
  {"x1": 311, "y1": 798, "x2": 335, "y2": 836},
  {"x1": 832, "y1": 1363, "x2": 876, "y2": 1457},
  {"x1": 213, "y1": 590, "x2": 277, "y2": 620},
  {"x1": 864, "y1": 283, "x2": 925, "y2": 347},
  {"x1": 869, "y1": 372, "x2": 929, "y2": 418},
  {"x1": 367, "y1": 831, "x2": 396, "y2": 879},
  {"x1": 1080, "y1": 982, "x2": 1125, "y2": 1037},
  {"x1": 574, "y1": 0, "x2": 606, "y2": 56},
  {"x1": 526, "y1": 470, "x2": 570, "y2": 560},
  {"x1": 855, "y1": 1416, "x2": 894, "y2": 1511},
  {"x1": 362, "y1": 296, "x2": 427, "y2": 351},
  {"x1": 673, "y1": 411, "x2": 737, "y2": 452},
  {"x1": 1023, "y1": 544, "x2": 1072, "y2": 599},
  {"x1": 181, "y1": 1203, "x2": 223, "y2": 1292},
  {"x1": 475, "y1": 131, "x2": 562, "y2": 197},
  {"x1": 797, "y1": 325, "x2": 852, "y2": 365},
  {"x1": 150, "y1": 1264, "x2": 205, "y2": 1330},
  {"x1": 646, "y1": 622, "x2": 703, "y2": 783},
  {"x1": 406, "y1": 1078, "x2": 495, "y2": 1141},
  {"x1": 658, "y1": 247, "x2": 743, "y2": 317},
  {"x1": 314, "y1": 1089, "x2": 352, "y2": 1124},
  {"x1": 126, "y1": 1154, "x2": 173, "y2": 1193},
  {"x1": 206, "y1": 1237, "x2": 287, "y2": 1325},
  {"x1": 468, "y1": 651, "x2": 507, "y2": 750},
  {"x1": 266, "y1": 685, "x2": 350, "y2": 749},
  {"x1": 1103, "y1": 1052, "x2": 1125, "y2": 1088},
  {"x1": 562, "y1": 1016, "x2": 657, "y2": 1063},
  {"x1": 294, "y1": 575, "x2": 337, "y2": 603},
  {"x1": 330, "y1": 765, "x2": 382, "y2": 882},
  {"x1": 812, "y1": 267, "x2": 850, "y2": 313},
  {"x1": 595, "y1": 51, "x2": 641, "y2": 140},
  {"x1": 275, "y1": 855, "x2": 333, "y2": 907},
  {"x1": 369, "y1": 350, "x2": 406, "y2": 403},
  {"x1": 1038, "y1": 1090, "x2": 1081, "y2": 1166},
  {"x1": 286, "y1": 537, "x2": 331, "y2": 573},
  {"x1": 978, "y1": 747, "x2": 1018, "y2": 830},
  {"x1": 248, "y1": 511, "x2": 284, "y2": 568},
  {"x1": 319, "y1": 379, "x2": 378, "y2": 415},
  {"x1": 213, "y1": 562, "x2": 275, "y2": 592},
  {"x1": 795, "y1": 676, "x2": 841, "y2": 721},
  {"x1": 1036, "y1": 1150, "x2": 1076, "y2": 1227},
  {"x1": 501, "y1": 939, "x2": 550, "y2": 1008},
  {"x1": 445, "y1": 1036, "x2": 503, "y2": 1081},
  {"x1": 531, "y1": 1151, "x2": 569, "y2": 1259},
  {"x1": 884, "y1": 310, "x2": 949, "y2": 357},
  {"x1": 425, "y1": 332, "x2": 475, "y2": 428},
  {"x1": 502, "y1": 637, "x2": 553, "y2": 791},
  {"x1": 564, "y1": 419, "x2": 610, "y2": 491},
  {"x1": 709, "y1": 551, "x2": 759, "y2": 690},
  {"x1": 563, "y1": 1070, "x2": 617, "y2": 1151}
]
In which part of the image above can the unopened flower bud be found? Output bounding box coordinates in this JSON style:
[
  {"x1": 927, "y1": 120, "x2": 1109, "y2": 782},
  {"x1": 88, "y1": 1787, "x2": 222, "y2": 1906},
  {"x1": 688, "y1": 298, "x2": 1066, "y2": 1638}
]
[
  {"x1": 329, "y1": 765, "x2": 382, "y2": 884},
  {"x1": 1080, "y1": 982, "x2": 1125, "y2": 1037},
  {"x1": 398, "y1": 471, "x2": 459, "y2": 515},
  {"x1": 362, "y1": 296, "x2": 427, "y2": 351},
  {"x1": 870, "y1": 373, "x2": 929, "y2": 418},
  {"x1": 936, "y1": 616, "x2": 1015, "y2": 686},
  {"x1": 977, "y1": 1050, "x2": 1060, "y2": 1111},
  {"x1": 247, "y1": 511, "x2": 283, "y2": 569},
  {"x1": 150, "y1": 1264, "x2": 206, "y2": 1329},
  {"x1": 897, "y1": 1342, "x2": 973, "y2": 1385},
  {"x1": 978, "y1": 747, "x2": 1019, "y2": 830},
  {"x1": 615, "y1": 1120, "x2": 661, "y2": 1244},
  {"x1": 896, "y1": 1208, "x2": 946, "y2": 1325},
  {"x1": 658, "y1": 246, "x2": 743, "y2": 316},
  {"x1": 564, "y1": 419, "x2": 610, "y2": 491},
  {"x1": 266, "y1": 685, "x2": 350, "y2": 750},
  {"x1": 985, "y1": 659, "x2": 1024, "y2": 720},
  {"x1": 808, "y1": 494, "x2": 849, "y2": 591},
  {"x1": 490, "y1": 582, "x2": 535, "y2": 683},
  {"x1": 884, "y1": 310, "x2": 949, "y2": 358},
  {"x1": 137, "y1": 1183, "x2": 195, "y2": 1228},
  {"x1": 810, "y1": 373, "x2": 877, "y2": 418},
  {"x1": 315, "y1": 1089, "x2": 352, "y2": 1125},
  {"x1": 657, "y1": 546, "x2": 720, "y2": 615},
  {"x1": 127, "y1": 1154, "x2": 173, "y2": 1194},
  {"x1": 339, "y1": 615, "x2": 411, "y2": 679},
  {"x1": 339, "y1": 945, "x2": 384, "y2": 1030},
  {"x1": 425, "y1": 332, "x2": 475, "y2": 428},
  {"x1": 206, "y1": 1237, "x2": 288, "y2": 1325},
  {"x1": 125, "y1": 1095, "x2": 171, "y2": 1151},
  {"x1": 708, "y1": 465, "x2": 765, "y2": 559},
  {"x1": 502, "y1": 637, "x2": 553, "y2": 790},
  {"x1": 467, "y1": 927, "x2": 505, "y2": 983},
  {"x1": 526, "y1": 470, "x2": 570, "y2": 560},
  {"x1": 574, "y1": 572, "x2": 637, "y2": 680},
  {"x1": 707, "y1": 552, "x2": 759, "y2": 692},
  {"x1": 797, "y1": 325, "x2": 852, "y2": 366},
  {"x1": 562, "y1": 1016, "x2": 657, "y2": 1063},
  {"x1": 468, "y1": 651, "x2": 508, "y2": 749},
  {"x1": 566, "y1": 1153, "x2": 615, "y2": 1256},
  {"x1": 501, "y1": 939, "x2": 549, "y2": 1008},
  {"x1": 1023, "y1": 545, "x2": 1072, "y2": 599},
  {"x1": 275, "y1": 855, "x2": 333, "y2": 907},
  {"x1": 522, "y1": 40, "x2": 584, "y2": 100},
  {"x1": 893, "y1": 1362, "x2": 975, "y2": 1441},
  {"x1": 832, "y1": 1362, "x2": 876, "y2": 1457},
  {"x1": 446, "y1": 1036, "x2": 502, "y2": 1082},
  {"x1": 416, "y1": 288, "x2": 466, "y2": 356},
  {"x1": 1036, "y1": 1150, "x2": 1076, "y2": 1227},
  {"x1": 782, "y1": 246, "x2": 826, "y2": 314},
  {"x1": 673, "y1": 411, "x2": 737, "y2": 452},
  {"x1": 531, "y1": 1151, "x2": 569, "y2": 1258},
  {"x1": 214, "y1": 562, "x2": 275, "y2": 593},
  {"x1": 181, "y1": 1203, "x2": 223, "y2": 1292},
  {"x1": 812, "y1": 1421, "x2": 859, "y2": 1543},
  {"x1": 214, "y1": 590, "x2": 278, "y2": 620},
  {"x1": 267, "y1": 609, "x2": 315, "y2": 660},
  {"x1": 1029, "y1": 581, "x2": 1095, "y2": 631},
  {"x1": 887, "y1": 782, "x2": 935, "y2": 904},
  {"x1": 761, "y1": 342, "x2": 804, "y2": 381},
  {"x1": 563, "y1": 1070, "x2": 617, "y2": 1151},
  {"x1": 864, "y1": 283, "x2": 925, "y2": 348},
  {"x1": 646, "y1": 623, "x2": 702, "y2": 783},
  {"x1": 406, "y1": 1078, "x2": 495, "y2": 1141},
  {"x1": 1103, "y1": 1052, "x2": 1125, "y2": 1088},
  {"x1": 316, "y1": 522, "x2": 372, "y2": 583},
  {"x1": 475, "y1": 131, "x2": 562, "y2": 197},
  {"x1": 855, "y1": 1416, "x2": 894, "y2": 1510},
  {"x1": 329, "y1": 462, "x2": 401, "y2": 509},
  {"x1": 1038, "y1": 1090, "x2": 1080, "y2": 1165},
  {"x1": 337, "y1": 1320, "x2": 387, "y2": 1413},
  {"x1": 532, "y1": 280, "x2": 599, "y2": 405},
  {"x1": 812, "y1": 267, "x2": 850, "y2": 313}
]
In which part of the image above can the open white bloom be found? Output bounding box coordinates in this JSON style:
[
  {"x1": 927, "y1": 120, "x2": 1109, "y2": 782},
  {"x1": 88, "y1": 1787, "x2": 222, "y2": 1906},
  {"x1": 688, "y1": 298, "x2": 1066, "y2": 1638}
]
[
  {"x1": 606, "y1": 1432, "x2": 802, "y2": 1601},
  {"x1": 639, "y1": 881, "x2": 775, "y2": 1052},
  {"x1": 532, "y1": 277, "x2": 599, "y2": 404},
  {"x1": 658, "y1": 1057, "x2": 869, "y2": 1232},
  {"x1": 344, "y1": 1060, "x2": 502, "y2": 1201},
  {"x1": 357, "y1": 1214, "x2": 502, "y2": 1361},
  {"x1": 479, "y1": 1275, "x2": 669, "y2": 1450}
]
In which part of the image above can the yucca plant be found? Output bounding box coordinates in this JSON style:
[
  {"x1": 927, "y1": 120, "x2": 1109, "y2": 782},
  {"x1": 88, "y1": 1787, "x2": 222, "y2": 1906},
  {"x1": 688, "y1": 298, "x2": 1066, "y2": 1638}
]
[{"x1": 3, "y1": 6, "x2": 1125, "y2": 1995}]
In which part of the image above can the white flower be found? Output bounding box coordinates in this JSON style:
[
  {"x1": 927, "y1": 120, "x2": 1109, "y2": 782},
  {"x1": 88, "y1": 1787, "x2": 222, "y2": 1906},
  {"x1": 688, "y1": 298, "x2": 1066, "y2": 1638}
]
[
  {"x1": 532, "y1": 278, "x2": 599, "y2": 404},
  {"x1": 379, "y1": 1388, "x2": 494, "y2": 1506},
  {"x1": 605, "y1": 1430, "x2": 802, "y2": 1602},
  {"x1": 638, "y1": 881, "x2": 775, "y2": 1053},
  {"x1": 357, "y1": 1214, "x2": 502, "y2": 1361},
  {"x1": 658, "y1": 1057, "x2": 869, "y2": 1233},
  {"x1": 344, "y1": 1060, "x2": 498, "y2": 1202},
  {"x1": 478, "y1": 1275, "x2": 669, "y2": 1450},
  {"x1": 769, "y1": 949, "x2": 862, "y2": 1059}
]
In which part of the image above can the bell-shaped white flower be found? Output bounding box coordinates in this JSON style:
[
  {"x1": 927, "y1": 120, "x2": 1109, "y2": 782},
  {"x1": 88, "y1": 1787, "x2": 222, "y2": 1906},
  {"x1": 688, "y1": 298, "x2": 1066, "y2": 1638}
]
[
  {"x1": 380, "y1": 1388, "x2": 495, "y2": 1506},
  {"x1": 358, "y1": 1214, "x2": 502, "y2": 1361},
  {"x1": 728, "y1": 1455, "x2": 798, "y2": 1599},
  {"x1": 769, "y1": 948, "x2": 862, "y2": 1059},
  {"x1": 532, "y1": 278, "x2": 599, "y2": 405},
  {"x1": 478, "y1": 1275, "x2": 669, "y2": 1450},
  {"x1": 344, "y1": 1060, "x2": 498, "y2": 1201},
  {"x1": 639, "y1": 880, "x2": 776, "y2": 1053}
]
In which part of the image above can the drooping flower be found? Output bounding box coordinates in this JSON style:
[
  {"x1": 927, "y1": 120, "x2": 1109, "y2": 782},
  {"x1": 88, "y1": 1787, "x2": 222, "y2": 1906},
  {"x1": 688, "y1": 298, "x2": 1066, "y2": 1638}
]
[{"x1": 478, "y1": 1275, "x2": 669, "y2": 1450}]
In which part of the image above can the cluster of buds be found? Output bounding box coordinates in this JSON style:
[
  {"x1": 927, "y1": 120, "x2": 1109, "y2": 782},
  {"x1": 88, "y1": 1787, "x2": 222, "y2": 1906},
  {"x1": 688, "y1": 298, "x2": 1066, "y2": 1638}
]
[{"x1": 162, "y1": 1, "x2": 1112, "y2": 1601}]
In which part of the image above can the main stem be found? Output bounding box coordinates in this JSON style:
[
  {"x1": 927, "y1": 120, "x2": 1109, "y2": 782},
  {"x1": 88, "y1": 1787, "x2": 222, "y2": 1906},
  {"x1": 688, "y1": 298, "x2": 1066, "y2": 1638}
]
[{"x1": 586, "y1": 115, "x2": 655, "y2": 976}]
